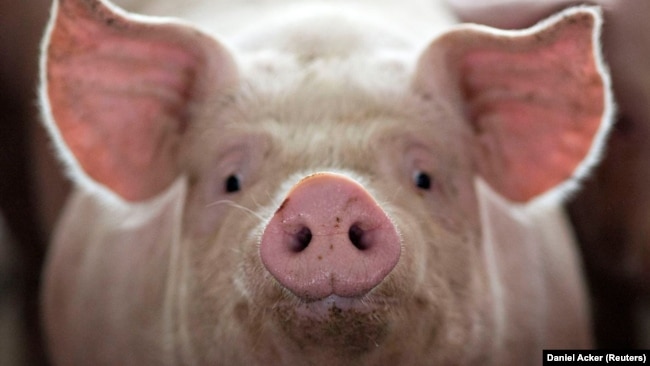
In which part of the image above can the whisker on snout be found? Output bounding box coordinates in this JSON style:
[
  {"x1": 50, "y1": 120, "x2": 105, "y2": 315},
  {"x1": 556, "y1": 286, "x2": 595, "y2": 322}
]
[
  {"x1": 206, "y1": 200, "x2": 266, "y2": 222},
  {"x1": 249, "y1": 193, "x2": 265, "y2": 211}
]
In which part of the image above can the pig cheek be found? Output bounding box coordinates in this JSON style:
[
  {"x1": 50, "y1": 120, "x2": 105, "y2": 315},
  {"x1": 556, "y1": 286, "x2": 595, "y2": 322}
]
[
  {"x1": 390, "y1": 205, "x2": 488, "y2": 353},
  {"x1": 176, "y1": 197, "x2": 263, "y2": 356},
  {"x1": 180, "y1": 176, "x2": 284, "y2": 334},
  {"x1": 172, "y1": 233, "x2": 270, "y2": 363}
]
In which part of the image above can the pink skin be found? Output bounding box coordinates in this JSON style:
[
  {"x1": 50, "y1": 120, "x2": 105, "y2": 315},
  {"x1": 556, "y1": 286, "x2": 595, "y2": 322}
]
[{"x1": 260, "y1": 172, "x2": 401, "y2": 301}]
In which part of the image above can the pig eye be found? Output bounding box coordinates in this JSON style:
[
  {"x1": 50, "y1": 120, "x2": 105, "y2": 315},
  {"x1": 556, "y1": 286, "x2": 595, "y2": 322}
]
[
  {"x1": 224, "y1": 174, "x2": 241, "y2": 193},
  {"x1": 413, "y1": 171, "x2": 432, "y2": 190}
]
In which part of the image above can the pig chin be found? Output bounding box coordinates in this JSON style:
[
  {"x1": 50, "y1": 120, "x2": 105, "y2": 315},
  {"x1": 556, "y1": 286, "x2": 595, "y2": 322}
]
[{"x1": 273, "y1": 294, "x2": 393, "y2": 354}]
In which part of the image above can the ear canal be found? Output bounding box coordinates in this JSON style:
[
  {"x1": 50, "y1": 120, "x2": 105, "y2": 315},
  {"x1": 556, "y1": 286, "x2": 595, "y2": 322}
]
[
  {"x1": 414, "y1": 6, "x2": 613, "y2": 203},
  {"x1": 41, "y1": 0, "x2": 238, "y2": 201}
]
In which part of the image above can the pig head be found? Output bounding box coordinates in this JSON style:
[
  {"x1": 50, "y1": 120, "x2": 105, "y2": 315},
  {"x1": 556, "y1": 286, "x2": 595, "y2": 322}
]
[{"x1": 39, "y1": 0, "x2": 612, "y2": 365}]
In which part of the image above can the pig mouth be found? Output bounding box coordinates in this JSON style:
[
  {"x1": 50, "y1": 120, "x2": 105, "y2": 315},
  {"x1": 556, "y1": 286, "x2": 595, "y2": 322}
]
[
  {"x1": 289, "y1": 294, "x2": 395, "y2": 317},
  {"x1": 273, "y1": 294, "x2": 394, "y2": 354}
]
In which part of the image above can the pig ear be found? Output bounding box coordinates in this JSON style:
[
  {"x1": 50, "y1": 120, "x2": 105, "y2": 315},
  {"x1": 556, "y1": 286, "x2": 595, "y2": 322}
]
[
  {"x1": 40, "y1": 0, "x2": 238, "y2": 201},
  {"x1": 414, "y1": 6, "x2": 613, "y2": 202}
]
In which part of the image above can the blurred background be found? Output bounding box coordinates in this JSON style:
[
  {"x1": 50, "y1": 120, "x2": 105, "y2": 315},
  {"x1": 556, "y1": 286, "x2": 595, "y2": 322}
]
[
  {"x1": 1, "y1": 0, "x2": 57, "y2": 364},
  {"x1": 0, "y1": 0, "x2": 648, "y2": 364}
]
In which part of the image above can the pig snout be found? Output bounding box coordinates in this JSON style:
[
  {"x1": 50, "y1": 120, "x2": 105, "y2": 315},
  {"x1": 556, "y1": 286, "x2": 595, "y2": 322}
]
[{"x1": 260, "y1": 172, "x2": 401, "y2": 301}]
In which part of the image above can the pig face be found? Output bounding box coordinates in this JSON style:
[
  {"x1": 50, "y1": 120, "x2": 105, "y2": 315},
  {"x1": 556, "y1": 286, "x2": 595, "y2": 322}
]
[
  {"x1": 40, "y1": 0, "x2": 611, "y2": 365},
  {"x1": 179, "y1": 81, "x2": 487, "y2": 363}
]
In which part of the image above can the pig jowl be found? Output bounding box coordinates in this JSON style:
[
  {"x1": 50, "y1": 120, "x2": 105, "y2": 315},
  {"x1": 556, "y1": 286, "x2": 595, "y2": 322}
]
[{"x1": 39, "y1": 0, "x2": 612, "y2": 365}]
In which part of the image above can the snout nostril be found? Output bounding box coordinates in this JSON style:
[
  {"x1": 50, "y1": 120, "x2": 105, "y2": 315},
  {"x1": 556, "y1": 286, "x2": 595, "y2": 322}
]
[
  {"x1": 348, "y1": 224, "x2": 367, "y2": 250},
  {"x1": 290, "y1": 226, "x2": 312, "y2": 253}
]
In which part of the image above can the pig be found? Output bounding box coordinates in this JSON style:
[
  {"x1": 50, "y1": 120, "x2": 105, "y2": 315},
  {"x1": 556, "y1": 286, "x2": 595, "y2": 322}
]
[
  {"x1": 39, "y1": 0, "x2": 613, "y2": 365},
  {"x1": 446, "y1": 0, "x2": 650, "y2": 348}
]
